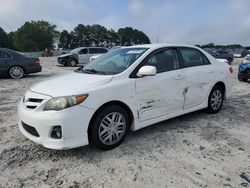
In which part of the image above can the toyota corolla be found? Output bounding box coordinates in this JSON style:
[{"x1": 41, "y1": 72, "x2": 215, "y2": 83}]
[{"x1": 18, "y1": 44, "x2": 233, "y2": 150}]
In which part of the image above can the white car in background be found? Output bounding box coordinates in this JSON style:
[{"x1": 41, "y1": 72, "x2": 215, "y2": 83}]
[
  {"x1": 90, "y1": 46, "x2": 124, "y2": 62},
  {"x1": 89, "y1": 54, "x2": 102, "y2": 62},
  {"x1": 18, "y1": 44, "x2": 233, "y2": 150},
  {"x1": 57, "y1": 47, "x2": 108, "y2": 66}
]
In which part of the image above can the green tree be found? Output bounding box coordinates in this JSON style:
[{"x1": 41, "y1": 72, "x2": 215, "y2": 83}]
[
  {"x1": 0, "y1": 27, "x2": 14, "y2": 49},
  {"x1": 58, "y1": 30, "x2": 71, "y2": 49},
  {"x1": 70, "y1": 24, "x2": 110, "y2": 48},
  {"x1": 13, "y1": 20, "x2": 58, "y2": 51},
  {"x1": 117, "y1": 27, "x2": 150, "y2": 46},
  {"x1": 66, "y1": 24, "x2": 151, "y2": 49}
]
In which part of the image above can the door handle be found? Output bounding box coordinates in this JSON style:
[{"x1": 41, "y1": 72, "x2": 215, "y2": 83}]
[
  {"x1": 175, "y1": 75, "x2": 185, "y2": 80},
  {"x1": 208, "y1": 69, "x2": 214, "y2": 73}
]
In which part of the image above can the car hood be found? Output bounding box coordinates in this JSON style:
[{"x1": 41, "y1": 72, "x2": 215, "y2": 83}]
[
  {"x1": 58, "y1": 53, "x2": 72, "y2": 58},
  {"x1": 30, "y1": 72, "x2": 113, "y2": 97}
]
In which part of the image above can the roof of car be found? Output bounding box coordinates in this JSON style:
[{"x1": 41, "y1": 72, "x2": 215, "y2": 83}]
[
  {"x1": 0, "y1": 47, "x2": 16, "y2": 53},
  {"x1": 124, "y1": 43, "x2": 201, "y2": 50}
]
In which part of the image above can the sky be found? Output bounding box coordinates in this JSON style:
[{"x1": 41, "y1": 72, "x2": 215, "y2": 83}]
[{"x1": 1, "y1": 0, "x2": 250, "y2": 45}]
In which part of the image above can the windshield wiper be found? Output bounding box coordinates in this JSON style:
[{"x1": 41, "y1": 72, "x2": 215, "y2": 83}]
[{"x1": 82, "y1": 68, "x2": 106, "y2": 75}]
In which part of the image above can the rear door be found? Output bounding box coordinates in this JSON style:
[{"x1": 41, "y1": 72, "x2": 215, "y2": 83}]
[
  {"x1": 0, "y1": 50, "x2": 11, "y2": 75},
  {"x1": 89, "y1": 48, "x2": 108, "y2": 60},
  {"x1": 179, "y1": 47, "x2": 215, "y2": 109}
]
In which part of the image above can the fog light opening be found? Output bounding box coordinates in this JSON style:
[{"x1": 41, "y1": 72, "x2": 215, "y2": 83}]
[{"x1": 51, "y1": 126, "x2": 62, "y2": 139}]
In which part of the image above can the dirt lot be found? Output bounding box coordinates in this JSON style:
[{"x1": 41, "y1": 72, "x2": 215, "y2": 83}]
[{"x1": 0, "y1": 57, "x2": 249, "y2": 188}]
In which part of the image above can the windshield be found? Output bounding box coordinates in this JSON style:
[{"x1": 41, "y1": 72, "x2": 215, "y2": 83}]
[
  {"x1": 70, "y1": 48, "x2": 81, "y2": 54},
  {"x1": 80, "y1": 47, "x2": 148, "y2": 75}
]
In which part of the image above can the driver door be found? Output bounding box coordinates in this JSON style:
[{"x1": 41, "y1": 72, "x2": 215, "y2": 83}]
[
  {"x1": 78, "y1": 48, "x2": 88, "y2": 64},
  {"x1": 135, "y1": 48, "x2": 185, "y2": 122}
]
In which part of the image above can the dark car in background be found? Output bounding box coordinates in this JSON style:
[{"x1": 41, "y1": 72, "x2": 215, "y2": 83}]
[
  {"x1": 57, "y1": 47, "x2": 108, "y2": 67},
  {"x1": 0, "y1": 48, "x2": 42, "y2": 79},
  {"x1": 238, "y1": 55, "x2": 250, "y2": 82},
  {"x1": 204, "y1": 49, "x2": 234, "y2": 64}
]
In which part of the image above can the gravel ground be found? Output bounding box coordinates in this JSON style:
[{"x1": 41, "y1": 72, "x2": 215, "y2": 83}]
[{"x1": 0, "y1": 57, "x2": 250, "y2": 188}]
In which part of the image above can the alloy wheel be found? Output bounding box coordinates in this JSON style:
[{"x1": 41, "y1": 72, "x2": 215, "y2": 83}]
[
  {"x1": 211, "y1": 90, "x2": 222, "y2": 111},
  {"x1": 98, "y1": 112, "x2": 126, "y2": 145},
  {"x1": 9, "y1": 66, "x2": 24, "y2": 79}
]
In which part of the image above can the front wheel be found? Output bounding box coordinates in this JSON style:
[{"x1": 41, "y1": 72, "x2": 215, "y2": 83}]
[
  {"x1": 89, "y1": 105, "x2": 129, "y2": 150},
  {"x1": 207, "y1": 85, "x2": 224, "y2": 114},
  {"x1": 9, "y1": 66, "x2": 24, "y2": 79},
  {"x1": 68, "y1": 59, "x2": 77, "y2": 67}
]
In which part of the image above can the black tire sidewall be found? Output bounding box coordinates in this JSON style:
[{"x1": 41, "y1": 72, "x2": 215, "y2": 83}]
[
  {"x1": 89, "y1": 105, "x2": 129, "y2": 150},
  {"x1": 207, "y1": 85, "x2": 224, "y2": 114},
  {"x1": 238, "y1": 75, "x2": 247, "y2": 82},
  {"x1": 69, "y1": 59, "x2": 77, "y2": 67}
]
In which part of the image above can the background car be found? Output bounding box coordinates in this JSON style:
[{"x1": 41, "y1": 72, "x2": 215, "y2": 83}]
[
  {"x1": 89, "y1": 46, "x2": 124, "y2": 62},
  {"x1": 238, "y1": 56, "x2": 250, "y2": 82},
  {"x1": 0, "y1": 48, "x2": 42, "y2": 79},
  {"x1": 57, "y1": 47, "x2": 108, "y2": 66},
  {"x1": 204, "y1": 49, "x2": 234, "y2": 64}
]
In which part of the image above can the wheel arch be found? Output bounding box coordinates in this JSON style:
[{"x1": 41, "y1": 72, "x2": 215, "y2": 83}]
[
  {"x1": 8, "y1": 65, "x2": 26, "y2": 75},
  {"x1": 68, "y1": 57, "x2": 78, "y2": 64},
  {"x1": 87, "y1": 100, "x2": 134, "y2": 141},
  {"x1": 210, "y1": 81, "x2": 226, "y2": 99}
]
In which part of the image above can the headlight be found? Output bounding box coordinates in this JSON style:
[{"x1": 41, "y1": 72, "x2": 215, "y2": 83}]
[
  {"x1": 242, "y1": 60, "x2": 250, "y2": 64},
  {"x1": 43, "y1": 94, "x2": 88, "y2": 111}
]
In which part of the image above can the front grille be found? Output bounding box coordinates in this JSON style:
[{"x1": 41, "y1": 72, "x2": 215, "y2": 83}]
[{"x1": 22, "y1": 122, "x2": 40, "y2": 137}]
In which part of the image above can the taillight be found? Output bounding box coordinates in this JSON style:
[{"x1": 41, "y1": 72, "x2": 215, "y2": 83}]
[
  {"x1": 35, "y1": 59, "x2": 40, "y2": 64},
  {"x1": 229, "y1": 67, "x2": 233, "y2": 73}
]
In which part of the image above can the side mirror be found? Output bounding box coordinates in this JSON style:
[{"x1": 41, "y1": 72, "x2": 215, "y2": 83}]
[
  {"x1": 137, "y1": 66, "x2": 156, "y2": 77},
  {"x1": 76, "y1": 65, "x2": 84, "y2": 71}
]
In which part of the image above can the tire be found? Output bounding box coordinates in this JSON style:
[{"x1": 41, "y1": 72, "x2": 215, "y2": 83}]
[
  {"x1": 207, "y1": 85, "x2": 224, "y2": 114},
  {"x1": 238, "y1": 75, "x2": 248, "y2": 82},
  {"x1": 68, "y1": 59, "x2": 77, "y2": 67},
  {"x1": 89, "y1": 105, "x2": 129, "y2": 150},
  {"x1": 9, "y1": 66, "x2": 24, "y2": 79}
]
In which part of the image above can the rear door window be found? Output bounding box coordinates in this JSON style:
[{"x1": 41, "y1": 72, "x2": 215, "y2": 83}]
[
  {"x1": 89, "y1": 48, "x2": 98, "y2": 54},
  {"x1": 180, "y1": 48, "x2": 209, "y2": 67},
  {"x1": 0, "y1": 50, "x2": 11, "y2": 59},
  {"x1": 89, "y1": 48, "x2": 107, "y2": 54}
]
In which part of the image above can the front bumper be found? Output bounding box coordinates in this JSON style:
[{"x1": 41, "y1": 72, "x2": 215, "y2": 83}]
[
  {"x1": 238, "y1": 64, "x2": 250, "y2": 79},
  {"x1": 57, "y1": 58, "x2": 67, "y2": 65},
  {"x1": 17, "y1": 91, "x2": 95, "y2": 150}
]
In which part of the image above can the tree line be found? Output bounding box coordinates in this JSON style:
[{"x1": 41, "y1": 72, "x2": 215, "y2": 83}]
[
  {"x1": 0, "y1": 20, "x2": 151, "y2": 52},
  {"x1": 196, "y1": 43, "x2": 243, "y2": 49}
]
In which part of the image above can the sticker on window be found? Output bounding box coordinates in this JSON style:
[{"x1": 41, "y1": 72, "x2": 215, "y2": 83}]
[{"x1": 126, "y1": 50, "x2": 145, "y2": 54}]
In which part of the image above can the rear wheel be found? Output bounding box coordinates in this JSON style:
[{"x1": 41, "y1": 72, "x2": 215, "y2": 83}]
[
  {"x1": 207, "y1": 85, "x2": 224, "y2": 114},
  {"x1": 89, "y1": 105, "x2": 129, "y2": 150},
  {"x1": 9, "y1": 66, "x2": 24, "y2": 79}
]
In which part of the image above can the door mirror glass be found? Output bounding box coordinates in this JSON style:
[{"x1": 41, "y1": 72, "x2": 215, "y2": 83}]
[{"x1": 137, "y1": 66, "x2": 156, "y2": 77}]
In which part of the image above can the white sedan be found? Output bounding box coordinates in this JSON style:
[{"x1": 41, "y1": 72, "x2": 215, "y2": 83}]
[{"x1": 18, "y1": 44, "x2": 233, "y2": 150}]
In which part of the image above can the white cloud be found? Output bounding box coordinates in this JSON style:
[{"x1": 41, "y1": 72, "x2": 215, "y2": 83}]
[{"x1": 0, "y1": 0, "x2": 250, "y2": 45}]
